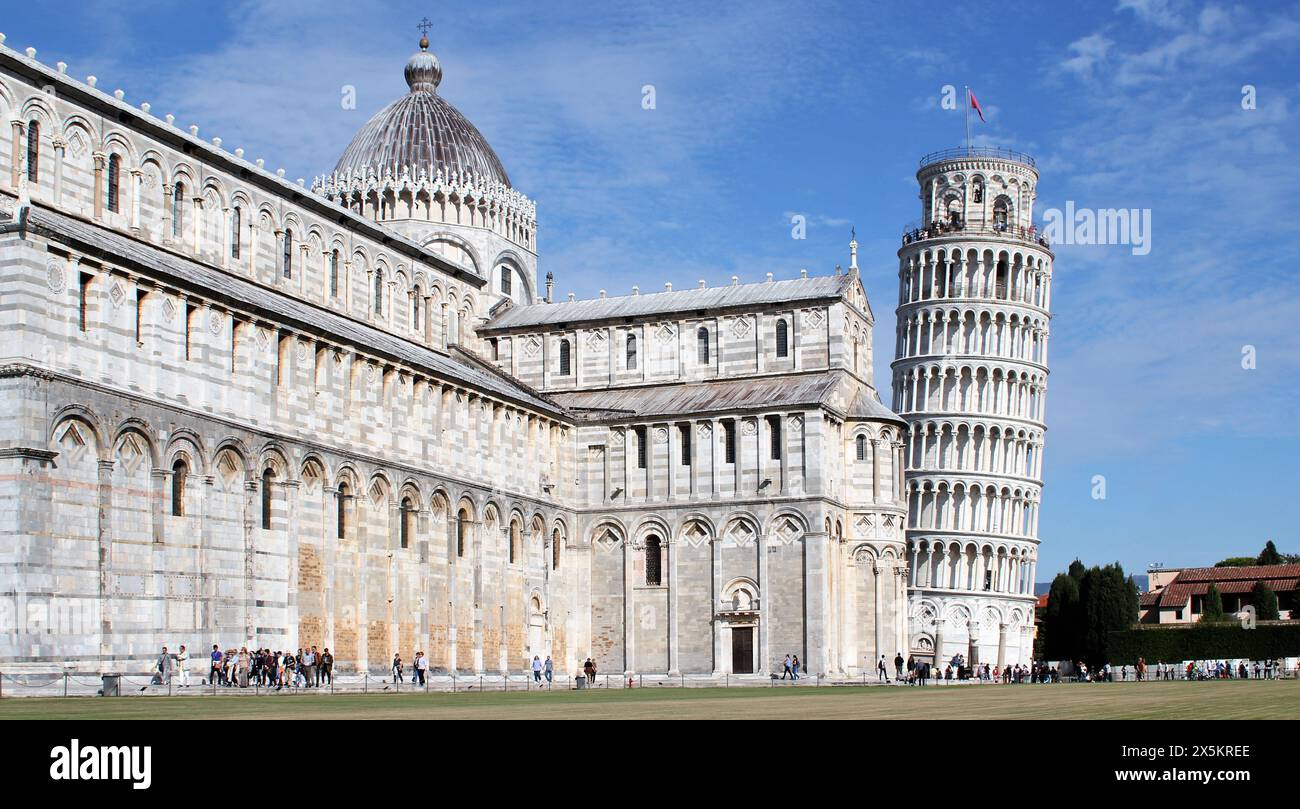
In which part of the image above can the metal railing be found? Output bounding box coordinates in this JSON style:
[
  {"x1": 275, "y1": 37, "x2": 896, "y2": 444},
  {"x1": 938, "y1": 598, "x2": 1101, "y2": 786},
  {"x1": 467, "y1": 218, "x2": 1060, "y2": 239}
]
[
  {"x1": 901, "y1": 218, "x2": 1051, "y2": 249},
  {"x1": 918, "y1": 147, "x2": 1036, "y2": 169}
]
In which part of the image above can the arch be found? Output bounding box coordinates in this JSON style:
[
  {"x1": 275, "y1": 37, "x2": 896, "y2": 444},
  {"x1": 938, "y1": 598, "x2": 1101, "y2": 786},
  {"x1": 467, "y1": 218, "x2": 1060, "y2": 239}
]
[{"x1": 721, "y1": 576, "x2": 760, "y2": 611}]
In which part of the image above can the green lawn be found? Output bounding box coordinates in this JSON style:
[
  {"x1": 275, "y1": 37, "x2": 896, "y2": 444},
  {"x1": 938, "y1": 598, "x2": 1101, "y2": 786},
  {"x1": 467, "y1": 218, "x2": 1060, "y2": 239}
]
[{"x1": 0, "y1": 680, "x2": 1293, "y2": 720}]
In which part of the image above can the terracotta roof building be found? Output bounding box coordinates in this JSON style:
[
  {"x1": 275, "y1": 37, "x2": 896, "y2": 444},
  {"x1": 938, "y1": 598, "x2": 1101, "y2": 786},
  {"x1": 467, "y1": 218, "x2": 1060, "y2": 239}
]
[{"x1": 1139, "y1": 565, "x2": 1300, "y2": 623}]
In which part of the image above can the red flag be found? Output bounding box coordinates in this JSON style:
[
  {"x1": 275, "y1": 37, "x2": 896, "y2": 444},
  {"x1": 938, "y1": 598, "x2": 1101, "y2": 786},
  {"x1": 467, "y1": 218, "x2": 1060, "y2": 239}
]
[{"x1": 970, "y1": 90, "x2": 986, "y2": 122}]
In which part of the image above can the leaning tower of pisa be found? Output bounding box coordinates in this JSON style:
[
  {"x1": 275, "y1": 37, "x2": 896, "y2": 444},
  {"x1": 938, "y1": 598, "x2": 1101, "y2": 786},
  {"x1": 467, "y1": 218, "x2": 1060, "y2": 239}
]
[{"x1": 892, "y1": 147, "x2": 1053, "y2": 668}]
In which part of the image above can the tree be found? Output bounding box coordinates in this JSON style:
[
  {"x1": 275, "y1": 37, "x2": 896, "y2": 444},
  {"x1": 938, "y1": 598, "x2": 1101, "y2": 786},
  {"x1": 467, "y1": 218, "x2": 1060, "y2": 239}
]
[
  {"x1": 1257, "y1": 541, "x2": 1283, "y2": 566},
  {"x1": 1043, "y1": 571, "x2": 1081, "y2": 661},
  {"x1": 1215, "y1": 557, "x2": 1255, "y2": 568},
  {"x1": 1200, "y1": 583, "x2": 1226, "y2": 623},
  {"x1": 1252, "y1": 581, "x2": 1280, "y2": 621}
]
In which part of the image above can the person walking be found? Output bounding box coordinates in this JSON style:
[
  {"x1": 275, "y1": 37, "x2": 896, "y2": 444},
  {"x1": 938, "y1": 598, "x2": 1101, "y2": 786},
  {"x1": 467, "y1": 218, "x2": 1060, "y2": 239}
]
[
  {"x1": 531, "y1": 655, "x2": 543, "y2": 683},
  {"x1": 781, "y1": 654, "x2": 793, "y2": 680},
  {"x1": 877, "y1": 655, "x2": 888, "y2": 682},
  {"x1": 157, "y1": 646, "x2": 174, "y2": 686},
  {"x1": 544, "y1": 656, "x2": 553, "y2": 684},
  {"x1": 416, "y1": 651, "x2": 428, "y2": 686},
  {"x1": 392, "y1": 653, "x2": 403, "y2": 684},
  {"x1": 791, "y1": 655, "x2": 800, "y2": 681}
]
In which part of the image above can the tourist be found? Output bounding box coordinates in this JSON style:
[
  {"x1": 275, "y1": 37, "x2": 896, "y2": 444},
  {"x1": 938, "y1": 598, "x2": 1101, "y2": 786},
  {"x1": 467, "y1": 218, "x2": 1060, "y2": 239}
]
[
  {"x1": 791, "y1": 655, "x2": 800, "y2": 680},
  {"x1": 156, "y1": 646, "x2": 173, "y2": 686},
  {"x1": 392, "y1": 653, "x2": 403, "y2": 684},
  {"x1": 301, "y1": 647, "x2": 316, "y2": 687},
  {"x1": 532, "y1": 655, "x2": 543, "y2": 683},
  {"x1": 877, "y1": 655, "x2": 888, "y2": 682},
  {"x1": 209, "y1": 644, "x2": 223, "y2": 685},
  {"x1": 416, "y1": 651, "x2": 428, "y2": 685},
  {"x1": 238, "y1": 647, "x2": 250, "y2": 688},
  {"x1": 544, "y1": 656, "x2": 553, "y2": 683},
  {"x1": 584, "y1": 657, "x2": 595, "y2": 684},
  {"x1": 176, "y1": 644, "x2": 189, "y2": 687},
  {"x1": 320, "y1": 648, "x2": 334, "y2": 686},
  {"x1": 782, "y1": 654, "x2": 793, "y2": 680},
  {"x1": 894, "y1": 652, "x2": 904, "y2": 680}
]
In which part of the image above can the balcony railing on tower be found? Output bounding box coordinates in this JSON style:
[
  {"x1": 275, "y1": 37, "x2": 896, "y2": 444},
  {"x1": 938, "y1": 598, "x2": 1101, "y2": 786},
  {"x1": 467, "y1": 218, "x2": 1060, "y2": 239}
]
[
  {"x1": 918, "y1": 146, "x2": 1036, "y2": 169},
  {"x1": 901, "y1": 217, "x2": 1051, "y2": 249}
]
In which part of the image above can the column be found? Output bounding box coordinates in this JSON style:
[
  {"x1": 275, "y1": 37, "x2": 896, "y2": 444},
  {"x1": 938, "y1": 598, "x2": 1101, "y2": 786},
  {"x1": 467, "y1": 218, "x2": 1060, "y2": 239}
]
[
  {"x1": 9, "y1": 119, "x2": 23, "y2": 189},
  {"x1": 129, "y1": 169, "x2": 143, "y2": 232},
  {"x1": 667, "y1": 537, "x2": 679, "y2": 675},
  {"x1": 997, "y1": 622, "x2": 1008, "y2": 668},
  {"x1": 757, "y1": 528, "x2": 769, "y2": 674},
  {"x1": 873, "y1": 564, "x2": 883, "y2": 669},
  {"x1": 93, "y1": 151, "x2": 106, "y2": 220},
  {"x1": 623, "y1": 535, "x2": 636, "y2": 674},
  {"x1": 52, "y1": 137, "x2": 65, "y2": 204},
  {"x1": 161, "y1": 182, "x2": 174, "y2": 241},
  {"x1": 285, "y1": 480, "x2": 302, "y2": 649}
]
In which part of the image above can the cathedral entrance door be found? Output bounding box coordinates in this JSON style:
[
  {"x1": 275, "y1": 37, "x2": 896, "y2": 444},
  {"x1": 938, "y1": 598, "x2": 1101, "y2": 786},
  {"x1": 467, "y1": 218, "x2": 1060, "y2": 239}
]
[{"x1": 731, "y1": 626, "x2": 754, "y2": 674}]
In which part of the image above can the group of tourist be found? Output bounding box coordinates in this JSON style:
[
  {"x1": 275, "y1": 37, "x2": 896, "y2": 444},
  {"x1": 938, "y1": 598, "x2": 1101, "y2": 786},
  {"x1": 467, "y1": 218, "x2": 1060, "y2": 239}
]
[{"x1": 150, "y1": 644, "x2": 334, "y2": 688}]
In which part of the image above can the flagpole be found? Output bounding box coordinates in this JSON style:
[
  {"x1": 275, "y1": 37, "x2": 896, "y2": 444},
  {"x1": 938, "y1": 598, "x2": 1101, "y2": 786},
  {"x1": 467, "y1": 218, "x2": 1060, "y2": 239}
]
[{"x1": 964, "y1": 85, "x2": 971, "y2": 154}]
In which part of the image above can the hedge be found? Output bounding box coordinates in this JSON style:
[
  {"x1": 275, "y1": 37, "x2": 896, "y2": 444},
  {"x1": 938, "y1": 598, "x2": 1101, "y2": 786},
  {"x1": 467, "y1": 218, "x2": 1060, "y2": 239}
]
[{"x1": 1107, "y1": 622, "x2": 1300, "y2": 664}]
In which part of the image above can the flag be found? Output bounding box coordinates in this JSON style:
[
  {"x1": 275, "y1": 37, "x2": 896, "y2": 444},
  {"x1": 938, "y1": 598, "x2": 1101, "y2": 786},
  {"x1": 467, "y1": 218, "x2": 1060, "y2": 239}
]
[{"x1": 970, "y1": 90, "x2": 986, "y2": 123}]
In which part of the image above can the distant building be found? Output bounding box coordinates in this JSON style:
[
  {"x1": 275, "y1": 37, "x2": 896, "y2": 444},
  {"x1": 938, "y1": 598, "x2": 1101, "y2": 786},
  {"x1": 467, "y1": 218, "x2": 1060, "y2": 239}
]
[{"x1": 1139, "y1": 565, "x2": 1300, "y2": 623}]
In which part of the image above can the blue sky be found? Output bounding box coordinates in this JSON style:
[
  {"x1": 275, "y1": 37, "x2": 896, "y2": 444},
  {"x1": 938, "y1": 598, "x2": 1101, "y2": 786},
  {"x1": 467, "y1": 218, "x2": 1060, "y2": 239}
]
[{"x1": 7, "y1": 0, "x2": 1299, "y2": 578}]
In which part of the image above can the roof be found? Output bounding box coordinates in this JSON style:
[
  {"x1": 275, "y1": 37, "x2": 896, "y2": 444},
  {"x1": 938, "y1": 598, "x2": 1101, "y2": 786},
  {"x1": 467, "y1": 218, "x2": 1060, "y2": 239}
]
[
  {"x1": 549, "y1": 370, "x2": 902, "y2": 424},
  {"x1": 333, "y1": 40, "x2": 510, "y2": 186},
  {"x1": 483, "y1": 273, "x2": 857, "y2": 331},
  {"x1": 0, "y1": 43, "x2": 485, "y2": 289},
  {"x1": 1141, "y1": 564, "x2": 1300, "y2": 611},
  {"x1": 12, "y1": 204, "x2": 563, "y2": 417}
]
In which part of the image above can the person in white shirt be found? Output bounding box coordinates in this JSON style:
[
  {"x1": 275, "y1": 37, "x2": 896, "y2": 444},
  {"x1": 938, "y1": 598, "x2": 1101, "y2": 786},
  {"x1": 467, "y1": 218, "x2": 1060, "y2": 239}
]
[
  {"x1": 416, "y1": 651, "x2": 429, "y2": 685},
  {"x1": 176, "y1": 645, "x2": 190, "y2": 687}
]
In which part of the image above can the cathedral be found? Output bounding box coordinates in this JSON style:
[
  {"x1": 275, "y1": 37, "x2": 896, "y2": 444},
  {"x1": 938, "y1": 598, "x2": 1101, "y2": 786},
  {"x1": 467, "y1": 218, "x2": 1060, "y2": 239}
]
[{"x1": 0, "y1": 31, "x2": 1049, "y2": 677}]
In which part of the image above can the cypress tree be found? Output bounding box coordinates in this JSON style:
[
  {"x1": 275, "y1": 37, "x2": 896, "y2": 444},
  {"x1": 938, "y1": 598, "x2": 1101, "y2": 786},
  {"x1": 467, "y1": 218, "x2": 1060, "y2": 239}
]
[
  {"x1": 1252, "y1": 581, "x2": 1279, "y2": 621},
  {"x1": 1257, "y1": 541, "x2": 1283, "y2": 566},
  {"x1": 1201, "y1": 583, "x2": 1226, "y2": 623}
]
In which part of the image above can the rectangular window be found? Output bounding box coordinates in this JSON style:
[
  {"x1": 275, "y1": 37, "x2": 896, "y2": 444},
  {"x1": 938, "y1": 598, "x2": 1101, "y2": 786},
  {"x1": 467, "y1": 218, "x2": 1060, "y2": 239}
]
[
  {"x1": 680, "y1": 424, "x2": 692, "y2": 465},
  {"x1": 724, "y1": 420, "x2": 736, "y2": 464},
  {"x1": 768, "y1": 415, "x2": 782, "y2": 460},
  {"x1": 635, "y1": 426, "x2": 647, "y2": 469},
  {"x1": 78, "y1": 273, "x2": 91, "y2": 332},
  {"x1": 185, "y1": 303, "x2": 197, "y2": 360}
]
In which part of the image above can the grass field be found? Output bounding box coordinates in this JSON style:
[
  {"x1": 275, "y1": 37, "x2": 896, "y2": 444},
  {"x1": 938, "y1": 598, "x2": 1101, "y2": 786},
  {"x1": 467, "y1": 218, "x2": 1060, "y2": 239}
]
[{"x1": 0, "y1": 680, "x2": 1294, "y2": 720}]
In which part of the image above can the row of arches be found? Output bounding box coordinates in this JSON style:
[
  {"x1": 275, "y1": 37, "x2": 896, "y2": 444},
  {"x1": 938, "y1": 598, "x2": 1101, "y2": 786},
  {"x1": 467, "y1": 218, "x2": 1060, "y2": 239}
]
[
  {"x1": 47, "y1": 409, "x2": 569, "y2": 568},
  {"x1": 892, "y1": 364, "x2": 1045, "y2": 423},
  {"x1": 899, "y1": 246, "x2": 1050, "y2": 309},
  {"x1": 905, "y1": 479, "x2": 1040, "y2": 539},
  {"x1": 908, "y1": 540, "x2": 1037, "y2": 596},
  {"x1": 905, "y1": 421, "x2": 1043, "y2": 480},
  {"x1": 895, "y1": 307, "x2": 1048, "y2": 366},
  {"x1": 1, "y1": 81, "x2": 502, "y2": 354},
  {"x1": 925, "y1": 171, "x2": 1035, "y2": 232},
  {"x1": 910, "y1": 597, "x2": 1032, "y2": 633},
  {"x1": 322, "y1": 180, "x2": 535, "y2": 252}
]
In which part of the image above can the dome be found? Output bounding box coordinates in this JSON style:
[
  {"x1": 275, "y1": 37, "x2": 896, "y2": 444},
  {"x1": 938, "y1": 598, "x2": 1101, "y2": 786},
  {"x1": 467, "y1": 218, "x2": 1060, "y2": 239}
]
[{"x1": 333, "y1": 36, "x2": 511, "y2": 187}]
